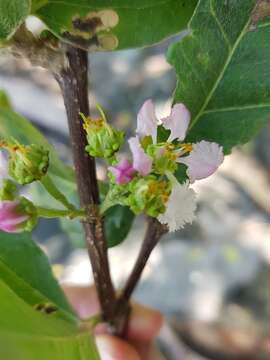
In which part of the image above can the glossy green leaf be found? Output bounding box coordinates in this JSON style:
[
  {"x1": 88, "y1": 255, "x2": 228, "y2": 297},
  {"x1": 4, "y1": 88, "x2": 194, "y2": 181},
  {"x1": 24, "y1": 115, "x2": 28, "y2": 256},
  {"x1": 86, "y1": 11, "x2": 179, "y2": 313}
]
[
  {"x1": 0, "y1": 232, "x2": 100, "y2": 359},
  {"x1": 168, "y1": 0, "x2": 270, "y2": 153},
  {"x1": 0, "y1": 106, "x2": 74, "y2": 182},
  {"x1": 104, "y1": 205, "x2": 135, "y2": 247},
  {"x1": 61, "y1": 204, "x2": 134, "y2": 249},
  {"x1": 33, "y1": 0, "x2": 198, "y2": 50},
  {"x1": 0, "y1": 0, "x2": 30, "y2": 41}
]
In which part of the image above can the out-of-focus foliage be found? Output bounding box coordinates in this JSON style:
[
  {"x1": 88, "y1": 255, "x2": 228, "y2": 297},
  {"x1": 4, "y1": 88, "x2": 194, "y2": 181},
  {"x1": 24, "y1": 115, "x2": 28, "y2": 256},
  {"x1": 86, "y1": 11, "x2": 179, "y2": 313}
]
[{"x1": 0, "y1": 231, "x2": 100, "y2": 359}]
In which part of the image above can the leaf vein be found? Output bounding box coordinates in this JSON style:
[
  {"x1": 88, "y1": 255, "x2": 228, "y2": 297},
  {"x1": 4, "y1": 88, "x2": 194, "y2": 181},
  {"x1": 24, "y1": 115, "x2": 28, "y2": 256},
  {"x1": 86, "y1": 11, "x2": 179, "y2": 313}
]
[
  {"x1": 210, "y1": 0, "x2": 232, "y2": 50},
  {"x1": 190, "y1": 6, "x2": 251, "y2": 129},
  {"x1": 204, "y1": 103, "x2": 270, "y2": 114}
]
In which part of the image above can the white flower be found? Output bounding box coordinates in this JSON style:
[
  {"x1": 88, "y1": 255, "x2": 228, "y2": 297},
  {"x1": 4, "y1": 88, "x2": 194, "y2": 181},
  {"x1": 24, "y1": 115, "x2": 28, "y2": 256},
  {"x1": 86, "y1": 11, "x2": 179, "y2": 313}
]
[
  {"x1": 177, "y1": 141, "x2": 224, "y2": 183},
  {"x1": 0, "y1": 150, "x2": 8, "y2": 184},
  {"x1": 136, "y1": 99, "x2": 158, "y2": 142},
  {"x1": 161, "y1": 103, "x2": 190, "y2": 142},
  {"x1": 128, "y1": 137, "x2": 153, "y2": 176},
  {"x1": 158, "y1": 182, "x2": 196, "y2": 232}
]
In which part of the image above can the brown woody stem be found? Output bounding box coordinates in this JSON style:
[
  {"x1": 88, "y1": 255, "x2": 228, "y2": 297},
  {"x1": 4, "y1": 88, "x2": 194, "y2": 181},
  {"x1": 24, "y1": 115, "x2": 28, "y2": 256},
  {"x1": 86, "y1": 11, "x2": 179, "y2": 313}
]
[
  {"x1": 55, "y1": 45, "x2": 117, "y2": 325},
  {"x1": 118, "y1": 217, "x2": 167, "y2": 308},
  {"x1": 54, "y1": 44, "x2": 167, "y2": 337}
]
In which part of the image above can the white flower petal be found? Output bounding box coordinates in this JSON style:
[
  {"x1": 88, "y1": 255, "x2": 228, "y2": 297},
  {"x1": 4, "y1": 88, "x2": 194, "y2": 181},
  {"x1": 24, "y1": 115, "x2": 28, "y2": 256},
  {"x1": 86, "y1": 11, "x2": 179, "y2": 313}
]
[
  {"x1": 128, "y1": 137, "x2": 153, "y2": 176},
  {"x1": 136, "y1": 99, "x2": 158, "y2": 142},
  {"x1": 0, "y1": 150, "x2": 8, "y2": 184},
  {"x1": 178, "y1": 141, "x2": 224, "y2": 183},
  {"x1": 161, "y1": 103, "x2": 190, "y2": 142},
  {"x1": 158, "y1": 182, "x2": 196, "y2": 232}
]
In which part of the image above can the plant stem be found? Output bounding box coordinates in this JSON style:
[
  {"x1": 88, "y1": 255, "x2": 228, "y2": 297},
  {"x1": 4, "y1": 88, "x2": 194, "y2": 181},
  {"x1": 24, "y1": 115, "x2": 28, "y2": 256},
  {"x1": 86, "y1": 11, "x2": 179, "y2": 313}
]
[
  {"x1": 40, "y1": 175, "x2": 76, "y2": 211},
  {"x1": 55, "y1": 45, "x2": 117, "y2": 326},
  {"x1": 119, "y1": 217, "x2": 167, "y2": 304},
  {"x1": 36, "y1": 207, "x2": 85, "y2": 219}
]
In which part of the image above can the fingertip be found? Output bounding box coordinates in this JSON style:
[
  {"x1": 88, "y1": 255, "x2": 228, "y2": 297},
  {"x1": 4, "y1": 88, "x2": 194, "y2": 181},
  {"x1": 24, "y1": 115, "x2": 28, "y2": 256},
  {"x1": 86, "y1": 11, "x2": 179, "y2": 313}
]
[
  {"x1": 63, "y1": 285, "x2": 100, "y2": 318},
  {"x1": 96, "y1": 335, "x2": 140, "y2": 360},
  {"x1": 128, "y1": 304, "x2": 164, "y2": 342}
]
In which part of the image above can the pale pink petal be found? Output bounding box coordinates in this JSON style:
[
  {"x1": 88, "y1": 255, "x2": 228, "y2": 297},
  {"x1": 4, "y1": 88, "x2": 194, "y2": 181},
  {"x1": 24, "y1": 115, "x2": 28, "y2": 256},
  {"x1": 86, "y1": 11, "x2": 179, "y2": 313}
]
[
  {"x1": 108, "y1": 158, "x2": 134, "y2": 184},
  {"x1": 161, "y1": 103, "x2": 190, "y2": 142},
  {"x1": 128, "y1": 137, "x2": 152, "y2": 176},
  {"x1": 178, "y1": 141, "x2": 224, "y2": 183},
  {"x1": 136, "y1": 99, "x2": 158, "y2": 142},
  {"x1": 0, "y1": 200, "x2": 29, "y2": 233}
]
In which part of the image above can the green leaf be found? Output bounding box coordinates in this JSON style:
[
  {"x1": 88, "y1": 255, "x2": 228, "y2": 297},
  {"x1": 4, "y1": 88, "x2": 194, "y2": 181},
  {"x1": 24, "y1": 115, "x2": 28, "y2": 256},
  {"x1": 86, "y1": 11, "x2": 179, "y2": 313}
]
[
  {"x1": 0, "y1": 231, "x2": 100, "y2": 359},
  {"x1": 168, "y1": 0, "x2": 270, "y2": 154},
  {"x1": 61, "y1": 205, "x2": 135, "y2": 248},
  {"x1": 0, "y1": 90, "x2": 12, "y2": 109},
  {"x1": 0, "y1": 0, "x2": 30, "y2": 41},
  {"x1": 33, "y1": 0, "x2": 198, "y2": 50},
  {"x1": 104, "y1": 205, "x2": 135, "y2": 247},
  {"x1": 0, "y1": 231, "x2": 72, "y2": 314},
  {"x1": 0, "y1": 107, "x2": 75, "y2": 182}
]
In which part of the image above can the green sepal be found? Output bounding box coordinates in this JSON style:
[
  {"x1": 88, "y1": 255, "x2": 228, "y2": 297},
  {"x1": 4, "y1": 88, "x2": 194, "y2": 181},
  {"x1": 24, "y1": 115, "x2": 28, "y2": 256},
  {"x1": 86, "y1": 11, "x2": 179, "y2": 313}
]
[
  {"x1": 0, "y1": 179, "x2": 17, "y2": 201},
  {"x1": 16, "y1": 197, "x2": 38, "y2": 232},
  {"x1": 126, "y1": 175, "x2": 171, "y2": 217},
  {"x1": 85, "y1": 120, "x2": 124, "y2": 158}
]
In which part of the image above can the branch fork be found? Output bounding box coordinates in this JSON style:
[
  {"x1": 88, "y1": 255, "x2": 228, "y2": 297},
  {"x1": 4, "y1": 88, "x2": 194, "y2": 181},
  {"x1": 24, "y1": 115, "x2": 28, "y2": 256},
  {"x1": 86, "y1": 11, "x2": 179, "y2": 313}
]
[{"x1": 56, "y1": 45, "x2": 167, "y2": 336}]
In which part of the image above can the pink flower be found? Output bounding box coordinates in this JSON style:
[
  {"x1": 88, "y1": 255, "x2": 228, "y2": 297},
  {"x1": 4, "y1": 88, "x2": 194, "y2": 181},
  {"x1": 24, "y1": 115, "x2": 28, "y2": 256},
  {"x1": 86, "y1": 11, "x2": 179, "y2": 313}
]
[
  {"x1": 136, "y1": 99, "x2": 158, "y2": 142},
  {"x1": 178, "y1": 141, "x2": 224, "y2": 183},
  {"x1": 0, "y1": 200, "x2": 29, "y2": 233},
  {"x1": 128, "y1": 137, "x2": 152, "y2": 176},
  {"x1": 108, "y1": 158, "x2": 135, "y2": 184},
  {"x1": 136, "y1": 100, "x2": 191, "y2": 144},
  {"x1": 161, "y1": 103, "x2": 190, "y2": 142}
]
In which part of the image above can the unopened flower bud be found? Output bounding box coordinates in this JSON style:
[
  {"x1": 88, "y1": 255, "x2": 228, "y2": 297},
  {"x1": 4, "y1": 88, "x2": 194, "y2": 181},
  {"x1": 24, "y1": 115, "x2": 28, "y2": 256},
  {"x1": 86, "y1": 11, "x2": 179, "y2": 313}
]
[
  {"x1": 82, "y1": 110, "x2": 124, "y2": 158},
  {"x1": 8, "y1": 144, "x2": 49, "y2": 185},
  {"x1": 0, "y1": 197, "x2": 37, "y2": 233},
  {"x1": 0, "y1": 179, "x2": 17, "y2": 201},
  {"x1": 127, "y1": 176, "x2": 171, "y2": 217}
]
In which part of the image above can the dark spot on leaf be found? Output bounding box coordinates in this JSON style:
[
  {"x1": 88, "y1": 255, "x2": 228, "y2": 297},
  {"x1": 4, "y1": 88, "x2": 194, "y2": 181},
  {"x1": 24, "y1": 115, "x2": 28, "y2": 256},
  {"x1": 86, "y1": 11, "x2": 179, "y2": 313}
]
[
  {"x1": 251, "y1": 0, "x2": 270, "y2": 25},
  {"x1": 34, "y1": 302, "x2": 58, "y2": 314},
  {"x1": 62, "y1": 31, "x2": 99, "y2": 49},
  {"x1": 72, "y1": 16, "x2": 102, "y2": 33}
]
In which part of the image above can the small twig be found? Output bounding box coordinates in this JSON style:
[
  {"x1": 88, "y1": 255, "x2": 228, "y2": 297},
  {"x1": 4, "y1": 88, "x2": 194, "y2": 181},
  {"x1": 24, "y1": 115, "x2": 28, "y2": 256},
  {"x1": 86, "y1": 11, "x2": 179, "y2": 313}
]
[
  {"x1": 55, "y1": 45, "x2": 117, "y2": 325},
  {"x1": 120, "y1": 217, "x2": 167, "y2": 303},
  {"x1": 114, "y1": 217, "x2": 168, "y2": 337}
]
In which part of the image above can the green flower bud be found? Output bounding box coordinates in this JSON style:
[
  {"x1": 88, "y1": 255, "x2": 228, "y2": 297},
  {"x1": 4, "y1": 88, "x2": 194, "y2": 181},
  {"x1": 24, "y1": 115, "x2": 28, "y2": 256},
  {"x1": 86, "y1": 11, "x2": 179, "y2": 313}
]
[
  {"x1": 8, "y1": 144, "x2": 49, "y2": 185},
  {"x1": 15, "y1": 197, "x2": 38, "y2": 232},
  {"x1": 82, "y1": 112, "x2": 124, "y2": 158},
  {"x1": 127, "y1": 176, "x2": 171, "y2": 217},
  {"x1": 147, "y1": 143, "x2": 177, "y2": 175},
  {"x1": 0, "y1": 179, "x2": 17, "y2": 200}
]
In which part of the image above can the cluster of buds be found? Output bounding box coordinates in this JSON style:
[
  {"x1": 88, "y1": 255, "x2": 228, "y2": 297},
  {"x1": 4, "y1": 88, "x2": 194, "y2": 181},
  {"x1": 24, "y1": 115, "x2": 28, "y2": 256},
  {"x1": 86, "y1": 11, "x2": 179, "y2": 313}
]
[
  {"x1": 90, "y1": 100, "x2": 224, "y2": 232},
  {"x1": 0, "y1": 141, "x2": 49, "y2": 233}
]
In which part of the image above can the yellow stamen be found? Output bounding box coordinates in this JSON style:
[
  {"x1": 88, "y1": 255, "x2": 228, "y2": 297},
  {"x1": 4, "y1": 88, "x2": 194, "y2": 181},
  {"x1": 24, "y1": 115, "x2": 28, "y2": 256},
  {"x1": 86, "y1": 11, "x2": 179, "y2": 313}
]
[{"x1": 181, "y1": 143, "x2": 193, "y2": 152}]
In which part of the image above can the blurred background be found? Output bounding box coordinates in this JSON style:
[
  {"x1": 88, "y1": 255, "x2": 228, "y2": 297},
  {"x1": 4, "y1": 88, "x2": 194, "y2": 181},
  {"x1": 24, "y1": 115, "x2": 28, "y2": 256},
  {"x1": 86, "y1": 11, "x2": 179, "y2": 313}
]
[{"x1": 1, "y1": 29, "x2": 270, "y2": 359}]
